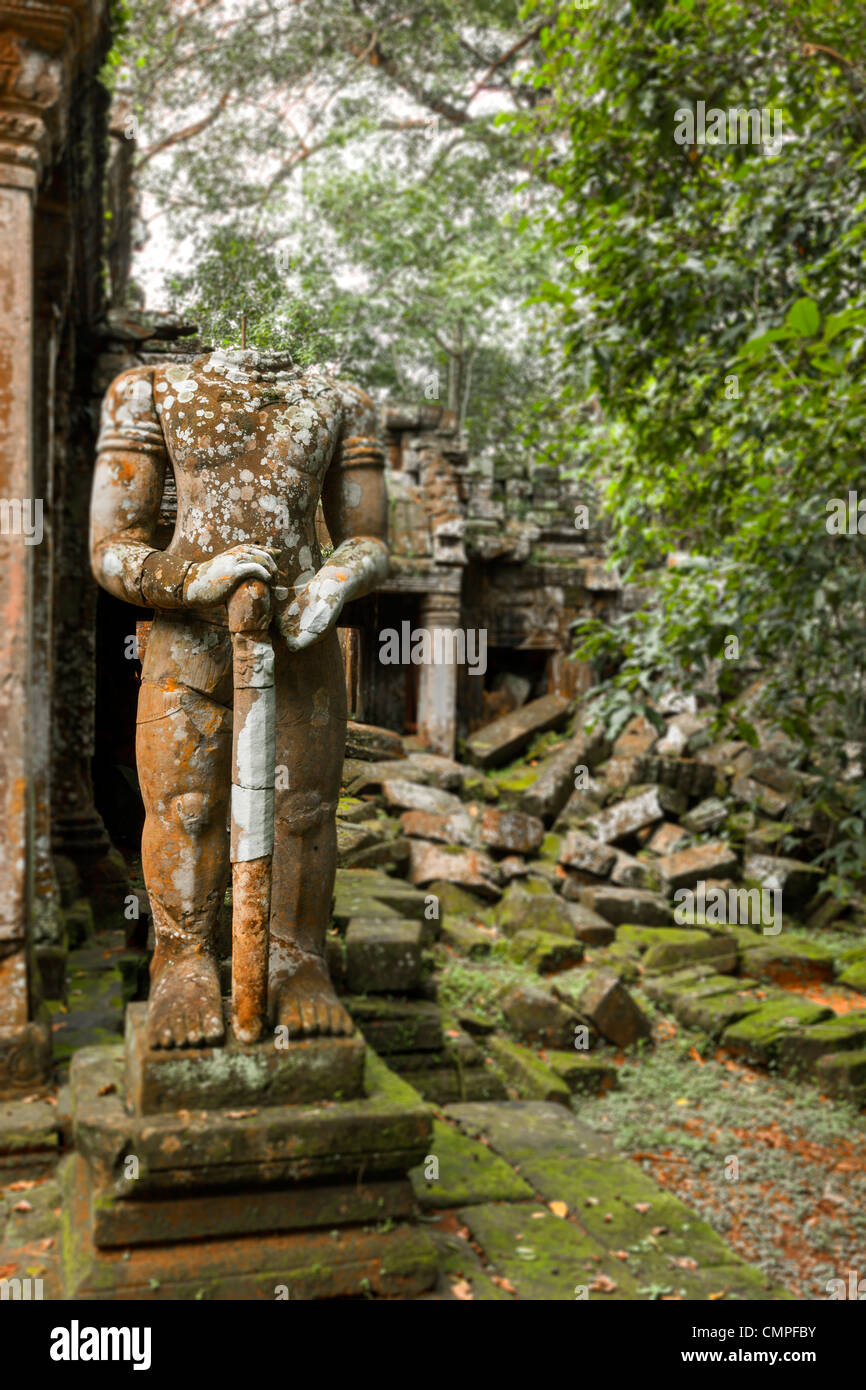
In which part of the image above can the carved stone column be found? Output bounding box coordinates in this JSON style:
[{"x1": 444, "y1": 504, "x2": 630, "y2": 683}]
[
  {"x1": 0, "y1": 0, "x2": 108, "y2": 1094},
  {"x1": 416, "y1": 589, "x2": 463, "y2": 758}
]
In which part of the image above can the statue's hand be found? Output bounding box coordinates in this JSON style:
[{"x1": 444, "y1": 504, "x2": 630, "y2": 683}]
[
  {"x1": 276, "y1": 565, "x2": 348, "y2": 651},
  {"x1": 182, "y1": 544, "x2": 280, "y2": 609}
]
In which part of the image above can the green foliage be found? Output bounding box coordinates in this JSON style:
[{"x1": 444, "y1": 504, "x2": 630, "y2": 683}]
[
  {"x1": 109, "y1": 0, "x2": 557, "y2": 457},
  {"x1": 512, "y1": 0, "x2": 866, "y2": 796}
]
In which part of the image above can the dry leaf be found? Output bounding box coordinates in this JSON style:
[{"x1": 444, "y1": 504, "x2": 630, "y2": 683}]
[
  {"x1": 12, "y1": 1200, "x2": 32, "y2": 1213},
  {"x1": 7, "y1": 1180, "x2": 37, "y2": 1192},
  {"x1": 634, "y1": 1202, "x2": 651, "y2": 1215},
  {"x1": 530, "y1": 1211, "x2": 546, "y2": 1219},
  {"x1": 451, "y1": 1278, "x2": 473, "y2": 1300},
  {"x1": 97, "y1": 1083, "x2": 116, "y2": 1096},
  {"x1": 709, "y1": 1287, "x2": 729, "y2": 1301},
  {"x1": 0, "y1": 1264, "x2": 17, "y2": 1280},
  {"x1": 225, "y1": 1109, "x2": 258, "y2": 1119},
  {"x1": 589, "y1": 1274, "x2": 617, "y2": 1293},
  {"x1": 38, "y1": 1238, "x2": 54, "y2": 1252},
  {"x1": 585, "y1": 1196, "x2": 599, "y2": 1206},
  {"x1": 549, "y1": 1201, "x2": 568, "y2": 1219},
  {"x1": 611, "y1": 1250, "x2": 629, "y2": 1260},
  {"x1": 603, "y1": 1212, "x2": 613, "y2": 1223},
  {"x1": 670, "y1": 1256, "x2": 698, "y2": 1270},
  {"x1": 491, "y1": 1275, "x2": 517, "y2": 1294},
  {"x1": 651, "y1": 1226, "x2": 669, "y2": 1236},
  {"x1": 457, "y1": 1225, "x2": 471, "y2": 1241}
]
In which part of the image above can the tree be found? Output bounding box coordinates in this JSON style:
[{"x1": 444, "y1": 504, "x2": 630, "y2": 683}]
[
  {"x1": 512, "y1": 0, "x2": 866, "y2": 810},
  {"x1": 106, "y1": 0, "x2": 559, "y2": 454}
]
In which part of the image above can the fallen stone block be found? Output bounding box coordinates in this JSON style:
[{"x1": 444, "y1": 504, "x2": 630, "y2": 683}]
[
  {"x1": 739, "y1": 938, "x2": 836, "y2": 986},
  {"x1": 483, "y1": 1036, "x2": 571, "y2": 1104},
  {"x1": 567, "y1": 902, "x2": 616, "y2": 945},
  {"x1": 382, "y1": 779, "x2": 463, "y2": 815},
  {"x1": 609, "y1": 850, "x2": 660, "y2": 891},
  {"x1": 479, "y1": 806, "x2": 545, "y2": 855},
  {"x1": 578, "y1": 885, "x2": 673, "y2": 926},
  {"x1": 642, "y1": 931, "x2": 737, "y2": 975},
  {"x1": 409, "y1": 841, "x2": 502, "y2": 900},
  {"x1": 465, "y1": 694, "x2": 571, "y2": 769},
  {"x1": 732, "y1": 775, "x2": 789, "y2": 819},
  {"x1": 612, "y1": 714, "x2": 659, "y2": 758},
  {"x1": 519, "y1": 721, "x2": 608, "y2": 823},
  {"x1": 681, "y1": 797, "x2": 728, "y2": 835},
  {"x1": 508, "y1": 930, "x2": 585, "y2": 974},
  {"x1": 777, "y1": 1010, "x2": 866, "y2": 1074},
  {"x1": 553, "y1": 969, "x2": 652, "y2": 1048},
  {"x1": 545, "y1": 1050, "x2": 619, "y2": 1095},
  {"x1": 345, "y1": 920, "x2": 425, "y2": 994},
  {"x1": 346, "y1": 721, "x2": 404, "y2": 762},
  {"x1": 657, "y1": 841, "x2": 739, "y2": 892},
  {"x1": 501, "y1": 984, "x2": 584, "y2": 1050},
  {"x1": 656, "y1": 712, "x2": 710, "y2": 757},
  {"x1": 441, "y1": 919, "x2": 496, "y2": 959},
  {"x1": 558, "y1": 830, "x2": 617, "y2": 878},
  {"x1": 839, "y1": 959, "x2": 866, "y2": 991},
  {"x1": 406, "y1": 751, "x2": 465, "y2": 790},
  {"x1": 721, "y1": 997, "x2": 833, "y2": 1063},
  {"x1": 674, "y1": 989, "x2": 765, "y2": 1039},
  {"x1": 344, "y1": 758, "x2": 430, "y2": 795},
  {"x1": 495, "y1": 882, "x2": 576, "y2": 938},
  {"x1": 814, "y1": 1048, "x2": 866, "y2": 1105},
  {"x1": 638, "y1": 755, "x2": 717, "y2": 801},
  {"x1": 425, "y1": 879, "x2": 489, "y2": 920},
  {"x1": 399, "y1": 808, "x2": 477, "y2": 846},
  {"x1": 587, "y1": 786, "x2": 685, "y2": 845},
  {"x1": 742, "y1": 854, "x2": 823, "y2": 906},
  {"x1": 646, "y1": 821, "x2": 690, "y2": 856}
]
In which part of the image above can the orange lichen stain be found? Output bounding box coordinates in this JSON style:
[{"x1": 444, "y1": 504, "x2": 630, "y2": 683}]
[{"x1": 781, "y1": 981, "x2": 866, "y2": 1015}]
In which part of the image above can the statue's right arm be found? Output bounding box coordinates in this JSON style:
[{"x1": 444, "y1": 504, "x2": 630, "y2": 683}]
[{"x1": 90, "y1": 367, "x2": 277, "y2": 609}]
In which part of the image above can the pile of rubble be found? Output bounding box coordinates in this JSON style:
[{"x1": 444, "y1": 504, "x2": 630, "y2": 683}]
[{"x1": 328, "y1": 695, "x2": 866, "y2": 1109}]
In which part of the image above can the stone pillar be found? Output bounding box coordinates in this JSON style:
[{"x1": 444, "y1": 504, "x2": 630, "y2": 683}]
[
  {"x1": 0, "y1": 161, "x2": 50, "y2": 1089},
  {"x1": 0, "y1": 0, "x2": 110, "y2": 1093},
  {"x1": 416, "y1": 590, "x2": 462, "y2": 758}
]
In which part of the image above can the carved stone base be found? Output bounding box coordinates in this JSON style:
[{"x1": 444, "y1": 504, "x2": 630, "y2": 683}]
[
  {"x1": 125, "y1": 1001, "x2": 367, "y2": 1113},
  {"x1": 0, "y1": 1020, "x2": 52, "y2": 1100},
  {"x1": 62, "y1": 1041, "x2": 439, "y2": 1299}
]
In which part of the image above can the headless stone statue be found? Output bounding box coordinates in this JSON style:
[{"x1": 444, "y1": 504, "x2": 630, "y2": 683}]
[{"x1": 89, "y1": 348, "x2": 389, "y2": 1048}]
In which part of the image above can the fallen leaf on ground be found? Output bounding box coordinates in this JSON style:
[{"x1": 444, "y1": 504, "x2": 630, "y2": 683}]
[
  {"x1": 549, "y1": 1201, "x2": 568, "y2": 1219},
  {"x1": 97, "y1": 1083, "x2": 116, "y2": 1096},
  {"x1": 589, "y1": 1274, "x2": 617, "y2": 1293},
  {"x1": 450, "y1": 1278, "x2": 473, "y2": 1300},
  {"x1": 12, "y1": 1200, "x2": 33, "y2": 1213},
  {"x1": 634, "y1": 1202, "x2": 651, "y2": 1214},
  {"x1": 491, "y1": 1275, "x2": 517, "y2": 1294}
]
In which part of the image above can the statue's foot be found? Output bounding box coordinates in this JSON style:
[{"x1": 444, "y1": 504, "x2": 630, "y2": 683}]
[
  {"x1": 148, "y1": 941, "x2": 224, "y2": 1049},
  {"x1": 272, "y1": 950, "x2": 355, "y2": 1038}
]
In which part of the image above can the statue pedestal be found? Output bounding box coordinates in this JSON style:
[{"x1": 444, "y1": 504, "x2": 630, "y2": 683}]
[{"x1": 61, "y1": 1024, "x2": 439, "y2": 1299}]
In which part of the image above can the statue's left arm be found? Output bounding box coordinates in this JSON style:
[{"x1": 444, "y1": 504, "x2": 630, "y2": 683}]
[{"x1": 277, "y1": 384, "x2": 389, "y2": 650}]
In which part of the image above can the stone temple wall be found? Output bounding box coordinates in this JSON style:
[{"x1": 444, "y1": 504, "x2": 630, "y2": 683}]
[{"x1": 0, "y1": 0, "x2": 118, "y2": 1096}]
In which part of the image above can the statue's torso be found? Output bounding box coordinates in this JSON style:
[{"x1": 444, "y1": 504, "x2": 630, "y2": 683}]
[{"x1": 152, "y1": 350, "x2": 346, "y2": 586}]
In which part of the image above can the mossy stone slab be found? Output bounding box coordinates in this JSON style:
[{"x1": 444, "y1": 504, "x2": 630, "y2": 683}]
[
  {"x1": 409, "y1": 1119, "x2": 532, "y2": 1208},
  {"x1": 458, "y1": 1200, "x2": 641, "y2": 1300}
]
